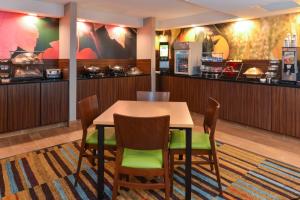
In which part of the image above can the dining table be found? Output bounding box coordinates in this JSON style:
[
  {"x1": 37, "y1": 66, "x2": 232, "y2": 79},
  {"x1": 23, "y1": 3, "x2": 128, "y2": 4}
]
[{"x1": 93, "y1": 100, "x2": 194, "y2": 200}]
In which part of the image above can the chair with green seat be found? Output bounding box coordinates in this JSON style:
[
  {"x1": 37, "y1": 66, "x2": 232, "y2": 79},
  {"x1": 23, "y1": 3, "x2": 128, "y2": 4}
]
[
  {"x1": 74, "y1": 95, "x2": 116, "y2": 186},
  {"x1": 169, "y1": 97, "x2": 222, "y2": 194},
  {"x1": 112, "y1": 114, "x2": 171, "y2": 200}
]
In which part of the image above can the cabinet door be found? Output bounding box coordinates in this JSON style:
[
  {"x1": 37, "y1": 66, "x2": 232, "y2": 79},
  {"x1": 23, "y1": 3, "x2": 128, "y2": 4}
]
[
  {"x1": 246, "y1": 84, "x2": 271, "y2": 130},
  {"x1": 296, "y1": 89, "x2": 300, "y2": 138},
  {"x1": 157, "y1": 75, "x2": 170, "y2": 92},
  {"x1": 77, "y1": 79, "x2": 99, "y2": 118},
  {"x1": 117, "y1": 77, "x2": 136, "y2": 100},
  {"x1": 169, "y1": 76, "x2": 187, "y2": 102},
  {"x1": 135, "y1": 75, "x2": 151, "y2": 92},
  {"x1": 271, "y1": 87, "x2": 297, "y2": 136},
  {"x1": 0, "y1": 85, "x2": 7, "y2": 133},
  {"x1": 218, "y1": 82, "x2": 245, "y2": 123},
  {"x1": 41, "y1": 82, "x2": 69, "y2": 125},
  {"x1": 7, "y1": 83, "x2": 41, "y2": 131},
  {"x1": 98, "y1": 78, "x2": 118, "y2": 113}
]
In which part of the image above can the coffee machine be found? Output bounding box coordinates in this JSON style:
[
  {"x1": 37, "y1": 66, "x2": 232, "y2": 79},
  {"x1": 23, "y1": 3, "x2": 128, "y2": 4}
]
[{"x1": 281, "y1": 47, "x2": 300, "y2": 83}]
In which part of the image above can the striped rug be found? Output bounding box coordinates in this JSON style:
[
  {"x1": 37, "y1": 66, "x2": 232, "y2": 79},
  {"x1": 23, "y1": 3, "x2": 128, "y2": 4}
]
[{"x1": 0, "y1": 141, "x2": 300, "y2": 200}]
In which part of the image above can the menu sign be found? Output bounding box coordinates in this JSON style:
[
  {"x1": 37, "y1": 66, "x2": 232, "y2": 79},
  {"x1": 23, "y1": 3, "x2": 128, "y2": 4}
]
[{"x1": 159, "y1": 42, "x2": 169, "y2": 59}]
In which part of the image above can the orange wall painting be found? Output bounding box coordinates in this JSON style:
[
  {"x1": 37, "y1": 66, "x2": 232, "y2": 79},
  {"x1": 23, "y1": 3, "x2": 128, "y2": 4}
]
[{"x1": 156, "y1": 12, "x2": 300, "y2": 60}]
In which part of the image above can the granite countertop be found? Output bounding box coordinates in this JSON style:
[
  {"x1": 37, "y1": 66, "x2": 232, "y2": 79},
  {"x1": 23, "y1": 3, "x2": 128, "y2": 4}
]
[
  {"x1": 77, "y1": 73, "x2": 149, "y2": 80},
  {"x1": 0, "y1": 78, "x2": 68, "y2": 85},
  {"x1": 158, "y1": 73, "x2": 300, "y2": 89}
]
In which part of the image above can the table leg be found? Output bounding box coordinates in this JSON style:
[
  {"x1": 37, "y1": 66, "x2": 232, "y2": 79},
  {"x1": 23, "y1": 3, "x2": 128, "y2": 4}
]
[
  {"x1": 185, "y1": 128, "x2": 192, "y2": 200},
  {"x1": 97, "y1": 125, "x2": 105, "y2": 200}
]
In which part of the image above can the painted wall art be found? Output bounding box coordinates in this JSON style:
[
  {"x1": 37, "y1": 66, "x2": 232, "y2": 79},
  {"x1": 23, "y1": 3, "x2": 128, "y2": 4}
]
[
  {"x1": 77, "y1": 22, "x2": 137, "y2": 59},
  {"x1": 156, "y1": 12, "x2": 300, "y2": 60},
  {"x1": 0, "y1": 11, "x2": 59, "y2": 59}
]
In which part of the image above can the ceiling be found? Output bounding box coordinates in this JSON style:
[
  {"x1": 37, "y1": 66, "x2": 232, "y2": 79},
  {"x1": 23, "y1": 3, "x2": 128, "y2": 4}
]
[{"x1": 2, "y1": 0, "x2": 300, "y2": 29}]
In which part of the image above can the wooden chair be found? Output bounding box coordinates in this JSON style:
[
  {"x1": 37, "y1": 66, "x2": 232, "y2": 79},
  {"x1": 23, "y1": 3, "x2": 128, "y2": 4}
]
[
  {"x1": 136, "y1": 91, "x2": 170, "y2": 101},
  {"x1": 74, "y1": 95, "x2": 116, "y2": 186},
  {"x1": 169, "y1": 97, "x2": 222, "y2": 194},
  {"x1": 112, "y1": 114, "x2": 171, "y2": 200}
]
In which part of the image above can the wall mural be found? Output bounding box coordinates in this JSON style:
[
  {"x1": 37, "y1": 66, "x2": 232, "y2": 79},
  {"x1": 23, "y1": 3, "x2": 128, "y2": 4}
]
[
  {"x1": 156, "y1": 12, "x2": 300, "y2": 60},
  {"x1": 77, "y1": 22, "x2": 137, "y2": 59},
  {"x1": 0, "y1": 11, "x2": 59, "y2": 59}
]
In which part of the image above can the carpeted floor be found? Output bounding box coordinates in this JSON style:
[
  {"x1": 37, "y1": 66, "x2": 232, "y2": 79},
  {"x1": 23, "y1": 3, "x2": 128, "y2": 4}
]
[{"x1": 0, "y1": 141, "x2": 300, "y2": 200}]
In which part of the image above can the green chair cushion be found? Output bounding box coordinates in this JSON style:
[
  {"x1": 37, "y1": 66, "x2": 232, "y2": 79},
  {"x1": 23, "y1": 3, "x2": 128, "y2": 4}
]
[
  {"x1": 121, "y1": 148, "x2": 163, "y2": 169},
  {"x1": 86, "y1": 127, "x2": 116, "y2": 146},
  {"x1": 169, "y1": 130, "x2": 211, "y2": 150}
]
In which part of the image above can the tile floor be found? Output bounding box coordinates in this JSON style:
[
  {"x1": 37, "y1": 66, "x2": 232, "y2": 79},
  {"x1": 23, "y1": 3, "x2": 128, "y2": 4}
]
[{"x1": 0, "y1": 113, "x2": 300, "y2": 168}]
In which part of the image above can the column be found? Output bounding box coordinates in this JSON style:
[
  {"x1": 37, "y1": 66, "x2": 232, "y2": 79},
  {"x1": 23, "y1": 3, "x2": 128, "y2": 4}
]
[{"x1": 59, "y1": 2, "x2": 77, "y2": 121}]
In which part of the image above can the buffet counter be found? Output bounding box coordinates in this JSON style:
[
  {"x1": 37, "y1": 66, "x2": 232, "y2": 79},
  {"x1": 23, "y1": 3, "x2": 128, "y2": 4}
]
[
  {"x1": 156, "y1": 74, "x2": 300, "y2": 138},
  {"x1": 0, "y1": 79, "x2": 69, "y2": 133},
  {"x1": 77, "y1": 74, "x2": 151, "y2": 118}
]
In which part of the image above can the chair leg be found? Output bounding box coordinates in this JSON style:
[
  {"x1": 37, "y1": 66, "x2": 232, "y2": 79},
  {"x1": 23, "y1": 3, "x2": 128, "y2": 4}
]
[
  {"x1": 170, "y1": 151, "x2": 174, "y2": 195},
  {"x1": 91, "y1": 149, "x2": 96, "y2": 166},
  {"x1": 212, "y1": 149, "x2": 222, "y2": 195},
  {"x1": 165, "y1": 169, "x2": 170, "y2": 200},
  {"x1": 209, "y1": 153, "x2": 214, "y2": 171},
  {"x1": 74, "y1": 148, "x2": 85, "y2": 186},
  {"x1": 112, "y1": 169, "x2": 119, "y2": 200},
  {"x1": 178, "y1": 154, "x2": 183, "y2": 160}
]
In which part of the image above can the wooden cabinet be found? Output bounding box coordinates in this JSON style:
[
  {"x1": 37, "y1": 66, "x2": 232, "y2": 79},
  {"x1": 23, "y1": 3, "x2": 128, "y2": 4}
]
[
  {"x1": 77, "y1": 79, "x2": 99, "y2": 118},
  {"x1": 219, "y1": 81, "x2": 246, "y2": 124},
  {"x1": 246, "y1": 84, "x2": 271, "y2": 130},
  {"x1": 296, "y1": 89, "x2": 300, "y2": 138},
  {"x1": 0, "y1": 85, "x2": 7, "y2": 133},
  {"x1": 157, "y1": 75, "x2": 170, "y2": 92},
  {"x1": 117, "y1": 76, "x2": 136, "y2": 100},
  {"x1": 77, "y1": 75, "x2": 151, "y2": 118},
  {"x1": 7, "y1": 83, "x2": 41, "y2": 131},
  {"x1": 98, "y1": 78, "x2": 118, "y2": 113},
  {"x1": 157, "y1": 75, "x2": 300, "y2": 138},
  {"x1": 135, "y1": 75, "x2": 151, "y2": 91},
  {"x1": 169, "y1": 76, "x2": 188, "y2": 102},
  {"x1": 271, "y1": 87, "x2": 297, "y2": 136},
  {"x1": 41, "y1": 82, "x2": 69, "y2": 125}
]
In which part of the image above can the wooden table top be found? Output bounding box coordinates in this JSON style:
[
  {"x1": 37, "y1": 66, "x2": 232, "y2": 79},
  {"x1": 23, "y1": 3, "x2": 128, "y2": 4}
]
[{"x1": 93, "y1": 100, "x2": 194, "y2": 128}]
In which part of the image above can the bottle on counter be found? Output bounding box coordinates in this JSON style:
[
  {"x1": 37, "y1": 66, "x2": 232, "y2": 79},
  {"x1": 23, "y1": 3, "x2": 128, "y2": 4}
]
[
  {"x1": 285, "y1": 33, "x2": 291, "y2": 47},
  {"x1": 291, "y1": 34, "x2": 297, "y2": 47}
]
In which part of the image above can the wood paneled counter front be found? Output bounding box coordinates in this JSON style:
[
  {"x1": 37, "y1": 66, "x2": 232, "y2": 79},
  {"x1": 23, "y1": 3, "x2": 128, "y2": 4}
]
[
  {"x1": 77, "y1": 75, "x2": 151, "y2": 118},
  {"x1": 157, "y1": 74, "x2": 300, "y2": 138},
  {"x1": 0, "y1": 80, "x2": 69, "y2": 134}
]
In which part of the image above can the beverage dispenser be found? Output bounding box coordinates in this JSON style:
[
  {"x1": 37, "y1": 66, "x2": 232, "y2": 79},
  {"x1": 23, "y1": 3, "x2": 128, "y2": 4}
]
[
  {"x1": 159, "y1": 42, "x2": 169, "y2": 74},
  {"x1": 173, "y1": 42, "x2": 202, "y2": 75},
  {"x1": 281, "y1": 47, "x2": 300, "y2": 83}
]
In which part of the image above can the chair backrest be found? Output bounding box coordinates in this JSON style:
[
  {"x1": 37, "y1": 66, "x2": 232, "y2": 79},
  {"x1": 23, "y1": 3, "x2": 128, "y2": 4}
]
[
  {"x1": 78, "y1": 95, "x2": 100, "y2": 132},
  {"x1": 136, "y1": 91, "x2": 170, "y2": 102},
  {"x1": 114, "y1": 114, "x2": 170, "y2": 150},
  {"x1": 203, "y1": 97, "x2": 220, "y2": 140}
]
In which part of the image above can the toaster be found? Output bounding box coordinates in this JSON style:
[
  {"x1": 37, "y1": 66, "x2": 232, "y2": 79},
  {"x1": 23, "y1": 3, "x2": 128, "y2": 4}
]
[{"x1": 46, "y1": 68, "x2": 62, "y2": 79}]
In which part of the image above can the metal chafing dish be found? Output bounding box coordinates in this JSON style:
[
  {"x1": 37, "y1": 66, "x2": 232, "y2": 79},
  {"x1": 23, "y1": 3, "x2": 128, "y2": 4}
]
[
  {"x1": 127, "y1": 67, "x2": 143, "y2": 75},
  {"x1": 243, "y1": 67, "x2": 264, "y2": 79}
]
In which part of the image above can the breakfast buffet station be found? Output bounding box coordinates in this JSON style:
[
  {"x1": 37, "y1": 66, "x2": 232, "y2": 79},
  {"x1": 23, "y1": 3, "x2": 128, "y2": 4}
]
[{"x1": 156, "y1": 14, "x2": 300, "y2": 139}]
